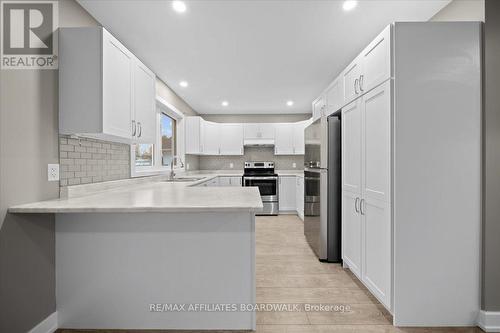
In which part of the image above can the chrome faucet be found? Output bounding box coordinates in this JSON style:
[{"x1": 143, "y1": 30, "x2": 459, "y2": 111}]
[{"x1": 170, "y1": 155, "x2": 184, "y2": 179}]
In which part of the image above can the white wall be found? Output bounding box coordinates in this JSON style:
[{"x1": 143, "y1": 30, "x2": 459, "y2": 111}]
[{"x1": 430, "y1": 0, "x2": 484, "y2": 21}]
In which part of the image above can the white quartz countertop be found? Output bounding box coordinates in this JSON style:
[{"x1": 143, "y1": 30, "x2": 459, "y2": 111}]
[{"x1": 8, "y1": 175, "x2": 263, "y2": 214}]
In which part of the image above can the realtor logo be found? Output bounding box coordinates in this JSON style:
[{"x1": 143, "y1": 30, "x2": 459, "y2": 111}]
[{"x1": 1, "y1": 1, "x2": 58, "y2": 69}]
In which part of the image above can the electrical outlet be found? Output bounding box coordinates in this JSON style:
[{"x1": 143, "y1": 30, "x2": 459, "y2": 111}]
[
  {"x1": 48, "y1": 164, "x2": 59, "y2": 181},
  {"x1": 292, "y1": 162, "x2": 296, "y2": 168},
  {"x1": 229, "y1": 163, "x2": 234, "y2": 169}
]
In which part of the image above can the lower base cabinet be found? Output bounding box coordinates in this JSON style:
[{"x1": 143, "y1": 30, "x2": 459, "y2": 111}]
[
  {"x1": 279, "y1": 176, "x2": 296, "y2": 212},
  {"x1": 296, "y1": 176, "x2": 304, "y2": 220},
  {"x1": 218, "y1": 176, "x2": 242, "y2": 186}
]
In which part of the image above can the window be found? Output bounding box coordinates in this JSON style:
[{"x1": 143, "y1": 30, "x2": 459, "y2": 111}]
[
  {"x1": 131, "y1": 98, "x2": 183, "y2": 177},
  {"x1": 135, "y1": 144, "x2": 154, "y2": 167},
  {"x1": 161, "y1": 113, "x2": 176, "y2": 167}
]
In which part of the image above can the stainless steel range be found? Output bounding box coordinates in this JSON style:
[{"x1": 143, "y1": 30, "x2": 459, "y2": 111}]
[{"x1": 242, "y1": 161, "x2": 278, "y2": 215}]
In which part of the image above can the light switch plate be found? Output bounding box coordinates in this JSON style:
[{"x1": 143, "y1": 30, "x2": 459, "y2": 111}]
[
  {"x1": 186, "y1": 163, "x2": 190, "y2": 170},
  {"x1": 48, "y1": 164, "x2": 59, "y2": 181},
  {"x1": 229, "y1": 163, "x2": 234, "y2": 169},
  {"x1": 292, "y1": 163, "x2": 296, "y2": 168}
]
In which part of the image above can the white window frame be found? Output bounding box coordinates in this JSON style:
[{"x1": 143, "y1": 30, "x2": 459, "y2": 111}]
[{"x1": 131, "y1": 96, "x2": 185, "y2": 177}]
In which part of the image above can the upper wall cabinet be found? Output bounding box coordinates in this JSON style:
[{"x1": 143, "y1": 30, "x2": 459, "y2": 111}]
[
  {"x1": 59, "y1": 27, "x2": 156, "y2": 144},
  {"x1": 359, "y1": 25, "x2": 391, "y2": 95},
  {"x1": 325, "y1": 76, "x2": 344, "y2": 116},
  {"x1": 343, "y1": 25, "x2": 392, "y2": 106},
  {"x1": 185, "y1": 117, "x2": 244, "y2": 156},
  {"x1": 275, "y1": 122, "x2": 306, "y2": 155},
  {"x1": 312, "y1": 95, "x2": 326, "y2": 121},
  {"x1": 219, "y1": 124, "x2": 244, "y2": 155},
  {"x1": 244, "y1": 123, "x2": 275, "y2": 140}
]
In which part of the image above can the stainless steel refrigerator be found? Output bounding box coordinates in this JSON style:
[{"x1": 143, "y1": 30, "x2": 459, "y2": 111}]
[{"x1": 303, "y1": 113, "x2": 341, "y2": 262}]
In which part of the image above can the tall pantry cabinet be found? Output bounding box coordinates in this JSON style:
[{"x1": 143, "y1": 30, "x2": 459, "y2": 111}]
[{"x1": 326, "y1": 22, "x2": 481, "y2": 327}]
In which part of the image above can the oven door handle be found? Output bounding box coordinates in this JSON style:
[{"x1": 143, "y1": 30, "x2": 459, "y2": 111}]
[{"x1": 243, "y1": 176, "x2": 278, "y2": 180}]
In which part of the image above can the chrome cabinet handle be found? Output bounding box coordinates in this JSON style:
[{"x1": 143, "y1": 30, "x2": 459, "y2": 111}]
[
  {"x1": 360, "y1": 199, "x2": 365, "y2": 215},
  {"x1": 359, "y1": 75, "x2": 364, "y2": 92},
  {"x1": 355, "y1": 197, "x2": 360, "y2": 213},
  {"x1": 354, "y1": 78, "x2": 359, "y2": 94},
  {"x1": 132, "y1": 120, "x2": 136, "y2": 136},
  {"x1": 137, "y1": 122, "x2": 142, "y2": 138}
]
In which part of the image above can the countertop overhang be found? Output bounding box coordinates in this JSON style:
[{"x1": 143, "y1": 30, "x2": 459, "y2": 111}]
[{"x1": 8, "y1": 175, "x2": 264, "y2": 214}]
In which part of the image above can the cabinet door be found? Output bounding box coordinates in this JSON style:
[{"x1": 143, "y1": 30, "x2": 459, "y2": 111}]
[
  {"x1": 279, "y1": 176, "x2": 296, "y2": 211},
  {"x1": 202, "y1": 121, "x2": 220, "y2": 155},
  {"x1": 362, "y1": 80, "x2": 391, "y2": 203},
  {"x1": 343, "y1": 57, "x2": 362, "y2": 105},
  {"x1": 102, "y1": 30, "x2": 133, "y2": 139},
  {"x1": 342, "y1": 190, "x2": 362, "y2": 278},
  {"x1": 359, "y1": 25, "x2": 391, "y2": 94},
  {"x1": 133, "y1": 59, "x2": 156, "y2": 144},
  {"x1": 312, "y1": 96, "x2": 325, "y2": 121},
  {"x1": 259, "y1": 123, "x2": 275, "y2": 139},
  {"x1": 326, "y1": 77, "x2": 343, "y2": 115},
  {"x1": 361, "y1": 197, "x2": 391, "y2": 308},
  {"x1": 296, "y1": 176, "x2": 304, "y2": 219},
  {"x1": 275, "y1": 124, "x2": 294, "y2": 155},
  {"x1": 219, "y1": 124, "x2": 243, "y2": 155},
  {"x1": 243, "y1": 123, "x2": 260, "y2": 139},
  {"x1": 292, "y1": 122, "x2": 305, "y2": 155},
  {"x1": 218, "y1": 176, "x2": 231, "y2": 186},
  {"x1": 185, "y1": 117, "x2": 202, "y2": 154},
  {"x1": 230, "y1": 176, "x2": 242, "y2": 186},
  {"x1": 341, "y1": 99, "x2": 362, "y2": 194}
]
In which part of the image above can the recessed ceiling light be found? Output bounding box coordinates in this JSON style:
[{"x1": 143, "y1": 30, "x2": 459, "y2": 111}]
[
  {"x1": 179, "y1": 81, "x2": 188, "y2": 88},
  {"x1": 172, "y1": 1, "x2": 187, "y2": 13},
  {"x1": 286, "y1": 100, "x2": 294, "y2": 106},
  {"x1": 343, "y1": 0, "x2": 357, "y2": 11},
  {"x1": 221, "y1": 101, "x2": 229, "y2": 107}
]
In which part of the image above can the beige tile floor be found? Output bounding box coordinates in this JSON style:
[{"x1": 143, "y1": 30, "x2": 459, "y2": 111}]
[
  {"x1": 57, "y1": 215, "x2": 483, "y2": 333},
  {"x1": 254, "y1": 215, "x2": 482, "y2": 333}
]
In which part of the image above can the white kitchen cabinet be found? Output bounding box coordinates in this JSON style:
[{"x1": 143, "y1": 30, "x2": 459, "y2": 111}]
[
  {"x1": 274, "y1": 124, "x2": 295, "y2": 155},
  {"x1": 292, "y1": 122, "x2": 306, "y2": 155},
  {"x1": 341, "y1": 99, "x2": 362, "y2": 194},
  {"x1": 362, "y1": 197, "x2": 391, "y2": 307},
  {"x1": 59, "y1": 27, "x2": 156, "y2": 144},
  {"x1": 101, "y1": 30, "x2": 133, "y2": 140},
  {"x1": 359, "y1": 25, "x2": 391, "y2": 94},
  {"x1": 219, "y1": 124, "x2": 244, "y2": 155},
  {"x1": 201, "y1": 121, "x2": 220, "y2": 155},
  {"x1": 325, "y1": 76, "x2": 343, "y2": 116},
  {"x1": 295, "y1": 175, "x2": 304, "y2": 220},
  {"x1": 362, "y1": 80, "x2": 391, "y2": 203},
  {"x1": 341, "y1": 80, "x2": 392, "y2": 309},
  {"x1": 132, "y1": 58, "x2": 156, "y2": 144},
  {"x1": 342, "y1": 56, "x2": 363, "y2": 105},
  {"x1": 342, "y1": 190, "x2": 362, "y2": 278},
  {"x1": 243, "y1": 123, "x2": 275, "y2": 140},
  {"x1": 312, "y1": 95, "x2": 326, "y2": 121},
  {"x1": 275, "y1": 123, "x2": 305, "y2": 155},
  {"x1": 279, "y1": 176, "x2": 296, "y2": 212},
  {"x1": 185, "y1": 116, "x2": 203, "y2": 154},
  {"x1": 186, "y1": 118, "x2": 243, "y2": 156},
  {"x1": 218, "y1": 176, "x2": 242, "y2": 186}
]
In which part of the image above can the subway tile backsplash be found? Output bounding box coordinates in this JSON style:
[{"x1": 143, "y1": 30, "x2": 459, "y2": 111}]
[
  {"x1": 59, "y1": 135, "x2": 130, "y2": 186},
  {"x1": 198, "y1": 147, "x2": 304, "y2": 171}
]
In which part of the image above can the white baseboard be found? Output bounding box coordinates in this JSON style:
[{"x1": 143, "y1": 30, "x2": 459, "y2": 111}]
[
  {"x1": 29, "y1": 312, "x2": 58, "y2": 333},
  {"x1": 478, "y1": 310, "x2": 500, "y2": 332}
]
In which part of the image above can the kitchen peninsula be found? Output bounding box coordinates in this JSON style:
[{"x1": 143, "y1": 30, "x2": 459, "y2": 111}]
[{"x1": 9, "y1": 176, "x2": 262, "y2": 330}]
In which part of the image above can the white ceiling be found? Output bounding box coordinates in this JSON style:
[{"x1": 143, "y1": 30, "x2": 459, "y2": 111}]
[{"x1": 78, "y1": 0, "x2": 450, "y2": 114}]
